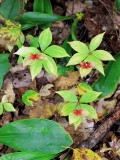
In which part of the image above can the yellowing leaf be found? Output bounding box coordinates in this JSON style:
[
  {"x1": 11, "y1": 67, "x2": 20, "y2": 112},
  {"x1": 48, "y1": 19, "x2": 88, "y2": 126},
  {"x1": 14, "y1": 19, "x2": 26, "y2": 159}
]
[{"x1": 73, "y1": 148, "x2": 102, "y2": 160}]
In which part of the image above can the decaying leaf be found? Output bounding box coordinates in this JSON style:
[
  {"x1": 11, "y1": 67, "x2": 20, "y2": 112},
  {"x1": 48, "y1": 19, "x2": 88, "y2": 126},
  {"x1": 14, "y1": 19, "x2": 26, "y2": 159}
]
[
  {"x1": 55, "y1": 71, "x2": 80, "y2": 89},
  {"x1": 28, "y1": 101, "x2": 64, "y2": 119},
  {"x1": 0, "y1": 20, "x2": 23, "y2": 50},
  {"x1": 73, "y1": 148, "x2": 101, "y2": 160},
  {"x1": 39, "y1": 84, "x2": 54, "y2": 97}
]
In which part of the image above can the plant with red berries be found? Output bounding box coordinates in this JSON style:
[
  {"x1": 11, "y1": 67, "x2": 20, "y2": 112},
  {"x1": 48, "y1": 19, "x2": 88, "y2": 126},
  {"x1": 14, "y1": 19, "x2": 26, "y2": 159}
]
[
  {"x1": 56, "y1": 83, "x2": 101, "y2": 129},
  {"x1": 14, "y1": 28, "x2": 69, "y2": 80},
  {"x1": 67, "y1": 32, "x2": 115, "y2": 78}
]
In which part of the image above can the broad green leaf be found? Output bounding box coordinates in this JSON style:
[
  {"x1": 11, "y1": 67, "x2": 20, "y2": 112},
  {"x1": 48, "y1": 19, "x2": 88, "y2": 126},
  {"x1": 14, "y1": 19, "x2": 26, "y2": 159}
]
[
  {"x1": 62, "y1": 103, "x2": 76, "y2": 116},
  {"x1": 0, "y1": 119, "x2": 73, "y2": 153},
  {"x1": 22, "y1": 90, "x2": 40, "y2": 106},
  {"x1": 92, "y1": 50, "x2": 115, "y2": 61},
  {"x1": 57, "y1": 65, "x2": 74, "y2": 76},
  {"x1": 56, "y1": 91, "x2": 78, "y2": 102},
  {"x1": 89, "y1": 32, "x2": 105, "y2": 52},
  {"x1": 44, "y1": 45, "x2": 69, "y2": 58},
  {"x1": 73, "y1": 148, "x2": 102, "y2": 160},
  {"x1": 69, "y1": 113, "x2": 81, "y2": 124},
  {"x1": 67, "y1": 53, "x2": 87, "y2": 66},
  {"x1": 0, "y1": 54, "x2": 10, "y2": 89},
  {"x1": 43, "y1": 56, "x2": 58, "y2": 76},
  {"x1": 79, "y1": 68, "x2": 92, "y2": 78},
  {"x1": 74, "y1": 116, "x2": 83, "y2": 129},
  {"x1": 68, "y1": 41, "x2": 89, "y2": 55},
  {"x1": 30, "y1": 37, "x2": 39, "y2": 48},
  {"x1": 23, "y1": 57, "x2": 34, "y2": 67},
  {"x1": 77, "y1": 83, "x2": 92, "y2": 96},
  {"x1": 16, "y1": 12, "x2": 75, "y2": 24},
  {"x1": 3, "y1": 103, "x2": 16, "y2": 112},
  {"x1": 0, "y1": 0, "x2": 23, "y2": 19},
  {"x1": 33, "y1": 0, "x2": 44, "y2": 12},
  {"x1": 30, "y1": 61, "x2": 43, "y2": 80},
  {"x1": 116, "y1": 0, "x2": 120, "y2": 11},
  {"x1": 80, "y1": 104, "x2": 98, "y2": 119},
  {"x1": 0, "y1": 152, "x2": 58, "y2": 160},
  {"x1": 85, "y1": 55, "x2": 104, "y2": 75},
  {"x1": 80, "y1": 91, "x2": 101, "y2": 103},
  {"x1": 0, "y1": 103, "x2": 3, "y2": 115},
  {"x1": 39, "y1": 28, "x2": 52, "y2": 51},
  {"x1": 71, "y1": 18, "x2": 79, "y2": 41},
  {"x1": 92, "y1": 54, "x2": 120, "y2": 97},
  {"x1": 14, "y1": 46, "x2": 40, "y2": 57}
]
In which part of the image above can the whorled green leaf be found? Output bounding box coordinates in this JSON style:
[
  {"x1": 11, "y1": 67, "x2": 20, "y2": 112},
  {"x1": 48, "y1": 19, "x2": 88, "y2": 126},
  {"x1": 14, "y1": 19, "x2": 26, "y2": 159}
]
[
  {"x1": 0, "y1": 152, "x2": 58, "y2": 160},
  {"x1": 0, "y1": 54, "x2": 10, "y2": 89},
  {"x1": 79, "y1": 68, "x2": 92, "y2": 78},
  {"x1": 14, "y1": 46, "x2": 40, "y2": 57},
  {"x1": 61, "y1": 103, "x2": 76, "y2": 116},
  {"x1": 3, "y1": 103, "x2": 16, "y2": 112},
  {"x1": 0, "y1": 103, "x2": 3, "y2": 115},
  {"x1": 39, "y1": 28, "x2": 52, "y2": 51},
  {"x1": 92, "y1": 50, "x2": 115, "y2": 61},
  {"x1": 56, "y1": 91, "x2": 78, "y2": 103},
  {"x1": 79, "y1": 104, "x2": 98, "y2": 119},
  {"x1": 74, "y1": 116, "x2": 83, "y2": 129},
  {"x1": 80, "y1": 91, "x2": 101, "y2": 103},
  {"x1": 68, "y1": 41, "x2": 89, "y2": 55},
  {"x1": 30, "y1": 61, "x2": 43, "y2": 80},
  {"x1": 92, "y1": 54, "x2": 120, "y2": 97},
  {"x1": 44, "y1": 45, "x2": 69, "y2": 58},
  {"x1": 85, "y1": 55, "x2": 104, "y2": 75},
  {"x1": 22, "y1": 90, "x2": 40, "y2": 106},
  {"x1": 43, "y1": 56, "x2": 58, "y2": 76},
  {"x1": 89, "y1": 32, "x2": 105, "y2": 52},
  {"x1": 67, "y1": 53, "x2": 87, "y2": 66},
  {"x1": 69, "y1": 112, "x2": 81, "y2": 125},
  {"x1": 0, "y1": 119, "x2": 73, "y2": 153}
]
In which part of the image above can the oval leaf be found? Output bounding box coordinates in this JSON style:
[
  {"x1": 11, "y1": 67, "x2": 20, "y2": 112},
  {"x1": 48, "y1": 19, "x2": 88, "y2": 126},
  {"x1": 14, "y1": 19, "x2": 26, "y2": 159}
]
[
  {"x1": 0, "y1": 119, "x2": 73, "y2": 153},
  {"x1": 92, "y1": 50, "x2": 115, "y2": 61},
  {"x1": 68, "y1": 41, "x2": 89, "y2": 54},
  {"x1": 14, "y1": 46, "x2": 40, "y2": 57},
  {"x1": 44, "y1": 45, "x2": 69, "y2": 58},
  {"x1": 3, "y1": 103, "x2": 16, "y2": 112},
  {"x1": 80, "y1": 91, "x2": 101, "y2": 103},
  {"x1": 89, "y1": 32, "x2": 105, "y2": 52},
  {"x1": 39, "y1": 28, "x2": 52, "y2": 51},
  {"x1": 30, "y1": 61, "x2": 42, "y2": 80},
  {"x1": 56, "y1": 91, "x2": 78, "y2": 102},
  {"x1": 62, "y1": 103, "x2": 76, "y2": 116}
]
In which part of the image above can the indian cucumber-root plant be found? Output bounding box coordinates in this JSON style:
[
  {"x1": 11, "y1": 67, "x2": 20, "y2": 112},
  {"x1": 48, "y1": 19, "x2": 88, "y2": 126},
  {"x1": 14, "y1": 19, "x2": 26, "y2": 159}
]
[
  {"x1": 56, "y1": 83, "x2": 101, "y2": 129},
  {"x1": 67, "y1": 32, "x2": 115, "y2": 78},
  {"x1": 14, "y1": 28, "x2": 69, "y2": 80}
]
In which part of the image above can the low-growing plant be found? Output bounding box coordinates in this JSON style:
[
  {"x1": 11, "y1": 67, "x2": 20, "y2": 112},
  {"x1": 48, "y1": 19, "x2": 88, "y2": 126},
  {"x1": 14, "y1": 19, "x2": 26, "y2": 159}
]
[
  {"x1": 56, "y1": 83, "x2": 101, "y2": 129},
  {"x1": 0, "y1": 95, "x2": 16, "y2": 115},
  {"x1": 67, "y1": 32, "x2": 115, "y2": 77},
  {"x1": 14, "y1": 28, "x2": 69, "y2": 80}
]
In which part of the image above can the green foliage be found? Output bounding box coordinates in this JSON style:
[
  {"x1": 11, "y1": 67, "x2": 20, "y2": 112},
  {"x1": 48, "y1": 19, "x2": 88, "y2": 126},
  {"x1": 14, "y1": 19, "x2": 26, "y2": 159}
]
[
  {"x1": 0, "y1": 152, "x2": 58, "y2": 160},
  {"x1": 92, "y1": 54, "x2": 120, "y2": 97},
  {"x1": 67, "y1": 33, "x2": 115, "y2": 77},
  {"x1": 22, "y1": 90, "x2": 40, "y2": 106},
  {"x1": 0, "y1": 54, "x2": 10, "y2": 88},
  {"x1": 116, "y1": 0, "x2": 120, "y2": 11},
  {"x1": 14, "y1": 28, "x2": 69, "y2": 79},
  {"x1": 0, "y1": 119, "x2": 73, "y2": 153},
  {"x1": 0, "y1": 0, "x2": 24, "y2": 19},
  {"x1": 56, "y1": 83, "x2": 100, "y2": 129}
]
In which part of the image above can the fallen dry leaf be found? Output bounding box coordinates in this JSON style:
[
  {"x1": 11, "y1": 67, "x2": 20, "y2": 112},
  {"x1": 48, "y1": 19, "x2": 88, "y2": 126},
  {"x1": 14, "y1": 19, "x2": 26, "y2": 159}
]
[
  {"x1": 55, "y1": 71, "x2": 80, "y2": 89},
  {"x1": 39, "y1": 84, "x2": 54, "y2": 97}
]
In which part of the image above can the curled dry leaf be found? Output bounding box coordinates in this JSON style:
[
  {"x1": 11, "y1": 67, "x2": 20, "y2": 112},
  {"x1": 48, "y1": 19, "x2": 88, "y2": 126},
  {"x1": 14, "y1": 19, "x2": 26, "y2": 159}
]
[
  {"x1": 10, "y1": 64, "x2": 26, "y2": 73},
  {"x1": 39, "y1": 84, "x2": 54, "y2": 97},
  {"x1": 55, "y1": 71, "x2": 80, "y2": 89}
]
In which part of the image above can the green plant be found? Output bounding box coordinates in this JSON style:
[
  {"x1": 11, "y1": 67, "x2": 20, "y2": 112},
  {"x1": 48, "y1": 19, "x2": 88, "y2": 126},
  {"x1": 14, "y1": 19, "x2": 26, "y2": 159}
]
[
  {"x1": 0, "y1": 119, "x2": 73, "y2": 159},
  {"x1": 0, "y1": 95, "x2": 16, "y2": 115},
  {"x1": 14, "y1": 28, "x2": 69, "y2": 80},
  {"x1": 22, "y1": 90, "x2": 40, "y2": 106},
  {"x1": 92, "y1": 54, "x2": 120, "y2": 98},
  {"x1": 67, "y1": 32, "x2": 115, "y2": 78},
  {"x1": 0, "y1": 54, "x2": 10, "y2": 88},
  {"x1": 56, "y1": 83, "x2": 101, "y2": 129}
]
